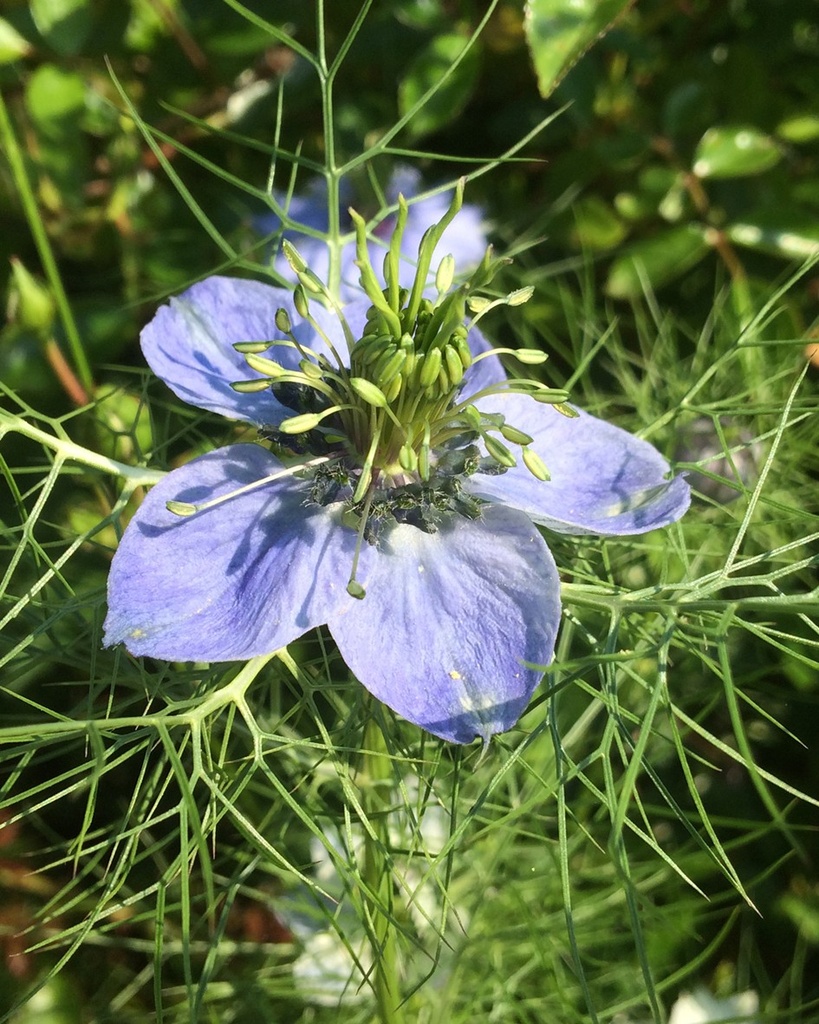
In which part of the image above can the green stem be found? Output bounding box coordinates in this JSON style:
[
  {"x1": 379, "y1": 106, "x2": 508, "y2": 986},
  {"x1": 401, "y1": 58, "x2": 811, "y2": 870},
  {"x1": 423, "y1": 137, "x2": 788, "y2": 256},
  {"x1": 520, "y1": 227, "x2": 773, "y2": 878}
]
[
  {"x1": 0, "y1": 90, "x2": 94, "y2": 393},
  {"x1": 0, "y1": 411, "x2": 165, "y2": 486},
  {"x1": 361, "y1": 714, "x2": 404, "y2": 1024}
]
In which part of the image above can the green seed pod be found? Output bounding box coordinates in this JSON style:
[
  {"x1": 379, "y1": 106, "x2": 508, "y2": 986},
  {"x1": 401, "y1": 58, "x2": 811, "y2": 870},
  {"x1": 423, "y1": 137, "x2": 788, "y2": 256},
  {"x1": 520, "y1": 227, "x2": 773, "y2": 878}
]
[
  {"x1": 499, "y1": 423, "x2": 534, "y2": 446},
  {"x1": 522, "y1": 446, "x2": 551, "y2": 481},
  {"x1": 484, "y1": 434, "x2": 517, "y2": 468},
  {"x1": 419, "y1": 347, "x2": 442, "y2": 388}
]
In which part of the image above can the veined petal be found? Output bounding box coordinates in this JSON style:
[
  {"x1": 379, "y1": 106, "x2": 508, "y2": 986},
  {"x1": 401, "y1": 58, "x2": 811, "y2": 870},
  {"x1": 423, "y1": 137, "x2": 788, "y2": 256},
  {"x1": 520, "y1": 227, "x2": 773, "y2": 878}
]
[
  {"x1": 104, "y1": 444, "x2": 366, "y2": 661},
  {"x1": 140, "y1": 276, "x2": 361, "y2": 426},
  {"x1": 468, "y1": 393, "x2": 691, "y2": 535},
  {"x1": 460, "y1": 323, "x2": 507, "y2": 399},
  {"x1": 328, "y1": 505, "x2": 561, "y2": 744}
]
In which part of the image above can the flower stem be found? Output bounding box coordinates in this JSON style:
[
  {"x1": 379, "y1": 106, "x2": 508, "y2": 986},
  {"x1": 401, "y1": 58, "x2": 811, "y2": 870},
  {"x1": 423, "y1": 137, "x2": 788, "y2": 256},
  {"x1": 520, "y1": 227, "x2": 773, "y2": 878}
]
[{"x1": 360, "y1": 714, "x2": 404, "y2": 1024}]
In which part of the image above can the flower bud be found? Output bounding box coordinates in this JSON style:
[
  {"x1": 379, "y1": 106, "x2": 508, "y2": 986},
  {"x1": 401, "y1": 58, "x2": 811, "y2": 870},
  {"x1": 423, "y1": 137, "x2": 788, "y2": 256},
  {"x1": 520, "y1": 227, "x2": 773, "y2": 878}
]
[{"x1": 9, "y1": 258, "x2": 55, "y2": 337}]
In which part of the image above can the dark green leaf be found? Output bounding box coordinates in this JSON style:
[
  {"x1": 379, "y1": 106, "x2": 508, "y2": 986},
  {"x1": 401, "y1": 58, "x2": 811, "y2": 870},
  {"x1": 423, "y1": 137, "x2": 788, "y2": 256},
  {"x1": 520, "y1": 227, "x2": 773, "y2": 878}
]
[
  {"x1": 398, "y1": 32, "x2": 480, "y2": 139},
  {"x1": 524, "y1": 0, "x2": 634, "y2": 98},
  {"x1": 605, "y1": 224, "x2": 709, "y2": 299}
]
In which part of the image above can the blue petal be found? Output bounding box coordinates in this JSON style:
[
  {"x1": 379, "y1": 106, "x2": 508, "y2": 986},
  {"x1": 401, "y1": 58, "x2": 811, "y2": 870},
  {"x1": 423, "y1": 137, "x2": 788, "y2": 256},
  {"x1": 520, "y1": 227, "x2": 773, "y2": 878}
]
[
  {"x1": 468, "y1": 394, "x2": 691, "y2": 535},
  {"x1": 460, "y1": 324, "x2": 507, "y2": 400},
  {"x1": 328, "y1": 504, "x2": 561, "y2": 743},
  {"x1": 104, "y1": 444, "x2": 366, "y2": 661},
  {"x1": 141, "y1": 276, "x2": 360, "y2": 426}
]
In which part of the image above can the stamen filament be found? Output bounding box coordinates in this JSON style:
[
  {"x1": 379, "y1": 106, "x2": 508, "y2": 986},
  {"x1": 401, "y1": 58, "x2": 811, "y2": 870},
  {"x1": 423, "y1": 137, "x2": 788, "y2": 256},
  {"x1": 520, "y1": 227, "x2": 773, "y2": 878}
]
[{"x1": 165, "y1": 455, "x2": 339, "y2": 517}]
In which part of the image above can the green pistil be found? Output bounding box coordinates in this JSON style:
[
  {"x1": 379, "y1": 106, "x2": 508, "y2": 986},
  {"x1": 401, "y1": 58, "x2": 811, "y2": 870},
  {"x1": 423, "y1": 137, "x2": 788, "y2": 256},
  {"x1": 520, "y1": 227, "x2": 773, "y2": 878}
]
[{"x1": 232, "y1": 182, "x2": 573, "y2": 496}]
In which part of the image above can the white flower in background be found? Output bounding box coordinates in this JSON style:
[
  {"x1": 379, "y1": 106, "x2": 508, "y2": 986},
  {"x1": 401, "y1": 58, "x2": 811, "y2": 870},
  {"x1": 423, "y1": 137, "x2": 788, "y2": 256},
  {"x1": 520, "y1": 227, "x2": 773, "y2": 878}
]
[
  {"x1": 668, "y1": 987, "x2": 759, "y2": 1024},
  {"x1": 283, "y1": 776, "x2": 457, "y2": 1006}
]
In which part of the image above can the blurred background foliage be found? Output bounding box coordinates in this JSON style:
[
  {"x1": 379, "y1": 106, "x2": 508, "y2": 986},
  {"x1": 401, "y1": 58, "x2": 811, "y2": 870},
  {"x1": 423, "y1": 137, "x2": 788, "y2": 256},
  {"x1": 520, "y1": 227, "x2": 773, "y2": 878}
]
[{"x1": 1, "y1": 0, "x2": 818, "y2": 1021}]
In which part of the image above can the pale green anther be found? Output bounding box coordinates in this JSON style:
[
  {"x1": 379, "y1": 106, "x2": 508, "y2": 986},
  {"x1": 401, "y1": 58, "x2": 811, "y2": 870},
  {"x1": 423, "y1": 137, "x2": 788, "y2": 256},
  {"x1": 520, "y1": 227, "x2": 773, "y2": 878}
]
[
  {"x1": 293, "y1": 285, "x2": 309, "y2": 318},
  {"x1": 352, "y1": 463, "x2": 372, "y2": 503},
  {"x1": 522, "y1": 446, "x2": 551, "y2": 481},
  {"x1": 435, "y1": 253, "x2": 455, "y2": 294},
  {"x1": 506, "y1": 286, "x2": 535, "y2": 306},
  {"x1": 282, "y1": 239, "x2": 307, "y2": 273},
  {"x1": 466, "y1": 295, "x2": 491, "y2": 314},
  {"x1": 370, "y1": 344, "x2": 401, "y2": 380},
  {"x1": 514, "y1": 348, "x2": 549, "y2": 365},
  {"x1": 299, "y1": 359, "x2": 324, "y2": 380},
  {"x1": 403, "y1": 350, "x2": 418, "y2": 378},
  {"x1": 462, "y1": 404, "x2": 482, "y2": 430},
  {"x1": 398, "y1": 442, "x2": 418, "y2": 472},
  {"x1": 245, "y1": 353, "x2": 286, "y2": 377},
  {"x1": 279, "y1": 412, "x2": 323, "y2": 433},
  {"x1": 275, "y1": 307, "x2": 292, "y2": 333},
  {"x1": 166, "y1": 500, "x2": 197, "y2": 517},
  {"x1": 350, "y1": 377, "x2": 388, "y2": 408},
  {"x1": 231, "y1": 378, "x2": 273, "y2": 393},
  {"x1": 444, "y1": 344, "x2": 465, "y2": 387},
  {"x1": 375, "y1": 349, "x2": 407, "y2": 388},
  {"x1": 436, "y1": 365, "x2": 451, "y2": 394},
  {"x1": 453, "y1": 334, "x2": 473, "y2": 370},
  {"x1": 347, "y1": 580, "x2": 366, "y2": 600},
  {"x1": 419, "y1": 442, "x2": 430, "y2": 481},
  {"x1": 554, "y1": 402, "x2": 579, "y2": 418},
  {"x1": 499, "y1": 423, "x2": 534, "y2": 445},
  {"x1": 384, "y1": 373, "x2": 403, "y2": 403},
  {"x1": 233, "y1": 340, "x2": 270, "y2": 354},
  {"x1": 419, "y1": 347, "x2": 442, "y2": 388},
  {"x1": 484, "y1": 434, "x2": 517, "y2": 468},
  {"x1": 531, "y1": 388, "x2": 571, "y2": 403}
]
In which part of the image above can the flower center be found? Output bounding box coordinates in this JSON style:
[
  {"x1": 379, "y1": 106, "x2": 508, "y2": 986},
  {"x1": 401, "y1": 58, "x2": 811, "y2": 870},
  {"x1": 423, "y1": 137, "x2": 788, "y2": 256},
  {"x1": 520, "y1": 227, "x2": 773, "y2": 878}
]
[{"x1": 224, "y1": 179, "x2": 577, "y2": 596}]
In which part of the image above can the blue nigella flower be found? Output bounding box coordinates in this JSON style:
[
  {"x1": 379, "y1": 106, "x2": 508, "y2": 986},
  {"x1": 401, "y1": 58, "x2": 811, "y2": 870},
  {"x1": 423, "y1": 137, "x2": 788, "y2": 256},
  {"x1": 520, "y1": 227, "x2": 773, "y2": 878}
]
[{"x1": 104, "y1": 182, "x2": 690, "y2": 744}]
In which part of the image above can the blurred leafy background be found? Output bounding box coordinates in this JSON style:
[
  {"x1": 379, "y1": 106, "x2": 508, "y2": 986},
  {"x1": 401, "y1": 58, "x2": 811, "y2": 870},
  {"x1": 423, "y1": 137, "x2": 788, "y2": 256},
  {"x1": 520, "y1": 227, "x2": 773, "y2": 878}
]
[{"x1": 1, "y1": 1, "x2": 818, "y2": 1021}]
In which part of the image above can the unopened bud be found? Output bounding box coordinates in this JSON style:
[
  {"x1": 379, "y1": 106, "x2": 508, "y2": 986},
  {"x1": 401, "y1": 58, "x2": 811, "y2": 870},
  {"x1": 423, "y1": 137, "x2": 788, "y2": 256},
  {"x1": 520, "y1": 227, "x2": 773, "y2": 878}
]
[{"x1": 9, "y1": 258, "x2": 55, "y2": 336}]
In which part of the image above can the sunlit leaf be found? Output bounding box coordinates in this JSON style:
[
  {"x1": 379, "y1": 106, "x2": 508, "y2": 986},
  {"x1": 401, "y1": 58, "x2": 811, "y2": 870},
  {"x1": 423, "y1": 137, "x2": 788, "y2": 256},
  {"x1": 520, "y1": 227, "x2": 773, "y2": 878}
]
[
  {"x1": 524, "y1": 0, "x2": 634, "y2": 98},
  {"x1": 30, "y1": 0, "x2": 91, "y2": 56},
  {"x1": 692, "y1": 125, "x2": 781, "y2": 179}
]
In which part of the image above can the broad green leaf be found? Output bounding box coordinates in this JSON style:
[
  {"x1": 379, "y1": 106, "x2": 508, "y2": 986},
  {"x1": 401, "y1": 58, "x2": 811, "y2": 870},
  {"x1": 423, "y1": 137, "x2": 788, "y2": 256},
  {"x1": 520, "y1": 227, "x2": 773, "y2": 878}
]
[
  {"x1": 692, "y1": 126, "x2": 781, "y2": 179},
  {"x1": 777, "y1": 114, "x2": 819, "y2": 144},
  {"x1": 605, "y1": 224, "x2": 709, "y2": 299},
  {"x1": 728, "y1": 219, "x2": 819, "y2": 261},
  {"x1": 0, "y1": 17, "x2": 32, "y2": 63},
  {"x1": 524, "y1": 0, "x2": 634, "y2": 98},
  {"x1": 25, "y1": 64, "x2": 85, "y2": 134},
  {"x1": 570, "y1": 195, "x2": 627, "y2": 250},
  {"x1": 398, "y1": 32, "x2": 480, "y2": 139},
  {"x1": 30, "y1": 0, "x2": 91, "y2": 55}
]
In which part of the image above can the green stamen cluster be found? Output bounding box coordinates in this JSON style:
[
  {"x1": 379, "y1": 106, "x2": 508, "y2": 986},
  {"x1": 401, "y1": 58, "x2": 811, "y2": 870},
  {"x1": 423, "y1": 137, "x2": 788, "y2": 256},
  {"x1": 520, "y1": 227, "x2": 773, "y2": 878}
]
[{"x1": 228, "y1": 179, "x2": 575, "y2": 594}]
